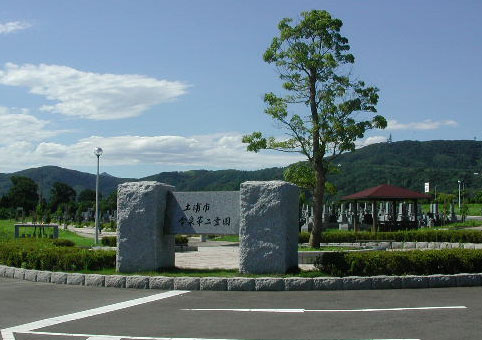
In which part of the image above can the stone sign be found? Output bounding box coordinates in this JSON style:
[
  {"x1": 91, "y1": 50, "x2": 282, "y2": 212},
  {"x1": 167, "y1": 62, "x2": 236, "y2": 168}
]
[{"x1": 165, "y1": 191, "x2": 239, "y2": 235}]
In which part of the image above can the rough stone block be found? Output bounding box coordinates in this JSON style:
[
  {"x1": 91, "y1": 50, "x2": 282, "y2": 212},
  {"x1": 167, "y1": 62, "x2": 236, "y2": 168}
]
[
  {"x1": 227, "y1": 278, "x2": 255, "y2": 291},
  {"x1": 51, "y1": 272, "x2": 67, "y2": 284},
  {"x1": 85, "y1": 274, "x2": 105, "y2": 287},
  {"x1": 4, "y1": 267, "x2": 15, "y2": 278},
  {"x1": 284, "y1": 278, "x2": 313, "y2": 291},
  {"x1": 126, "y1": 275, "x2": 149, "y2": 289},
  {"x1": 342, "y1": 276, "x2": 372, "y2": 290},
  {"x1": 428, "y1": 275, "x2": 457, "y2": 288},
  {"x1": 404, "y1": 242, "x2": 416, "y2": 249},
  {"x1": 174, "y1": 277, "x2": 200, "y2": 290},
  {"x1": 13, "y1": 268, "x2": 25, "y2": 280},
  {"x1": 463, "y1": 243, "x2": 475, "y2": 249},
  {"x1": 116, "y1": 181, "x2": 175, "y2": 273},
  {"x1": 24, "y1": 270, "x2": 38, "y2": 282},
  {"x1": 428, "y1": 242, "x2": 439, "y2": 249},
  {"x1": 401, "y1": 275, "x2": 429, "y2": 289},
  {"x1": 239, "y1": 181, "x2": 299, "y2": 274},
  {"x1": 474, "y1": 244, "x2": 482, "y2": 249},
  {"x1": 255, "y1": 278, "x2": 285, "y2": 291},
  {"x1": 451, "y1": 243, "x2": 461, "y2": 249},
  {"x1": 105, "y1": 275, "x2": 126, "y2": 288},
  {"x1": 313, "y1": 277, "x2": 343, "y2": 290},
  {"x1": 391, "y1": 242, "x2": 403, "y2": 249},
  {"x1": 454, "y1": 273, "x2": 482, "y2": 287},
  {"x1": 36, "y1": 271, "x2": 51, "y2": 283},
  {"x1": 149, "y1": 276, "x2": 174, "y2": 290},
  {"x1": 67, "y1": 273, "x2": 85, "y2": 286},
  {"x1": 371, "y1": 275, "x2": 402, "y2": 289},
  {"x1": 200, "y1": 277, "x2": 228, "y2": 291},
  {"x1": 379, "y1": 242, "x2": 391, "y2": 249},
  {"x1": 439, "y1": 242, "x2": 452, "y2": 249},
  {"x1": 416, "y1": 242, "x2": 428, "y2": 249},
  {"x1": 0, "y1": 265, "x2": 6, "y2": 277}
]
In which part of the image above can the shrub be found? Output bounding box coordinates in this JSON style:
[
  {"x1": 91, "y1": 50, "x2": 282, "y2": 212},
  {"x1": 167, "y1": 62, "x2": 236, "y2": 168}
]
[
  {"x1": 319, "y1": 230, "x2": 482, "y2": 244},
  {"x1": 0, "y1": 239, "x2": 115, "y2": 271},
  {"x1": 299, "y1": 232, "x2": 310, "y2": 244},
  {"x1": 101, "y1": 236, "x2": 117, "y2": 247},
  {"x1": 314, "y1": 249, "x2": 482, "y2": 276},
  {"x1": 52, "y1": 239, "x2": 75, "y2": 247},
  {"x1": 175, "y1": 235, "x2": 189, "y2": 245}
]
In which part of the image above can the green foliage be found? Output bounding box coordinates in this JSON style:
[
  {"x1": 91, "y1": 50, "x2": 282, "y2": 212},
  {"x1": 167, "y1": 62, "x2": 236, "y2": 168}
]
[
  {"x1": 175, "y1": 235, "x2": 189, "y2": 245},
  {"x1": 78, "y1": 189, "x2": 96, "y2": 202},
  {"x1": 101, "y1": 236, "x2": 117, "y2": 247},
  {"x1": 52, "y1": 239, "x2": 75, "y2": 247},
  {"x1": 0, "y1": 239, "x2": 115, "y2": 271},
  {"x1": 317, "y1": 230, "x2": 482, "y2": 243},
  {"x1": 314, "y1": 249, "x2": 482, "y2": 276},
  {"x1": 50, "y1": 182, "x2": 76, "y2": 212},
  {"x1": 299, "y1": 232, "x2": 311, "y2": 244},
  {"x1": 4, "y1": 176, "x2": 39, "y2": 212}
]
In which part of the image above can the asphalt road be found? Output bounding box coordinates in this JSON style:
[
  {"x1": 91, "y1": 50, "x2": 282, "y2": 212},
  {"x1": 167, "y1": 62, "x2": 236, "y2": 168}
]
[{"x1": 1, "y1": 277, "x2": 481, "y2": 340}]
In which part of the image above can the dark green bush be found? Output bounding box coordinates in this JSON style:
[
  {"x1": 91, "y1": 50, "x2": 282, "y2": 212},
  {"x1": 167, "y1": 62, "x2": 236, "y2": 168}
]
[
  {"x1": 319, "y1": 230, "x2": 482, "y2": 244},
  {"x1": 299, "y1": 232, "x2": 310, "y2": 244},
  {"x1": 314, "y1": 249, "x2": 482, "y2": 276},
  {"x1": 101, "y1": 236, "x2": 117, "y2": 247},
  {"x1": 52, "y1": 239, "x2": 75, "y2": 247},
  {"x1": 175, "y1": 235, "x2": 188, "y2": 245},
  {"x1": 0, "y1": 239, "x2": 115, "y2": 271}
]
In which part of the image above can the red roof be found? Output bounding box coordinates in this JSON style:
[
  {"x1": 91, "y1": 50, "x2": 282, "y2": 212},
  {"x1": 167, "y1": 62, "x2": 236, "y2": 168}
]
[{"x1": 342, "y1": 184, "x2": 431, "y2": 201}]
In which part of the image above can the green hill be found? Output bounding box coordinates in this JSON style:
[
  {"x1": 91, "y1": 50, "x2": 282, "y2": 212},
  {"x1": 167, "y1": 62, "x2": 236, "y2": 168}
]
[{"x1": 0, "y1": 140, "x2": 481, "y2": 201}]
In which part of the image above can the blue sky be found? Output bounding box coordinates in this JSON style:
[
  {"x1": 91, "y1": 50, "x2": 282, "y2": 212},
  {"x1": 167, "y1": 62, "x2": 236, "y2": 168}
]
[{"x1": 0, "y1": 0, "x2": 481, "y2": 178}]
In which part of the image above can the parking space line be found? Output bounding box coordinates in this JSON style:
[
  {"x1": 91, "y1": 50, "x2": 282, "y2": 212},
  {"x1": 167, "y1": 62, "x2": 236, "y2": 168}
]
[
  {"x1": 0, "y1": 290, "x2": 189, "y2": 340},
  {"x1": 182, "y1": 306, "x2": 467, "y2": 313}
]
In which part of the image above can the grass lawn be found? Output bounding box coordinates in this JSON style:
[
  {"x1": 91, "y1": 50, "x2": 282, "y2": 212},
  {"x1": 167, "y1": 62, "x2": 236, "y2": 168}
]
[
  {"x1": 0, "y1": 219, "x2": 95, "y2": 247},
  {"x1": 421, "y1": 203, "x2": 482, "y2": 216}
]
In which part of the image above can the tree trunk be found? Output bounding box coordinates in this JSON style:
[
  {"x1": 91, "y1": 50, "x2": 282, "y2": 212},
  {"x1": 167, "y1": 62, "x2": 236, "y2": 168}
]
[{"x1": 309, "y1": 161, "x2": 326, "y2": 247}]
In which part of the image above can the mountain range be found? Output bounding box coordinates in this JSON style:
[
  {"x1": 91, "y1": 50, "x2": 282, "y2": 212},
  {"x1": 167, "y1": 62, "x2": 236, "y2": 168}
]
[{"x1": 0, "y1": 140, "x2": 481, "y2": 199}]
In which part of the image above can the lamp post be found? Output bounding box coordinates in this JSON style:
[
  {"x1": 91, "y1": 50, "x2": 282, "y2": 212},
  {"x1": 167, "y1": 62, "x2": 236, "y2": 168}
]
[
  {"x1": 458, "y1": 180, "x2": 461, "y2": 210},
  {"x1": 94, "y1": 147, "x2": 103, "y2": 245}
]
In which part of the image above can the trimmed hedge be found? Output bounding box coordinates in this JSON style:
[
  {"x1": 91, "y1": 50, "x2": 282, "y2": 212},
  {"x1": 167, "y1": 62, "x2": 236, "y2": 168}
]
[
  {"x1": 175, "y1": 235, "x2": 188, "y2": 245},
  {"x1": 319, "y1": 230, "x2": 482, "y2": 244},
  {"x1": 299, "y1": 232, "x2": 310, "y2": 244},
  {"x1": 314, "y1": 249, "x2": 482, "y2": 276},
  {"x1": 101, "y1": 236, "x2": 117, "y2": 247},
  {"x1": 52, "y1": 239, "x2": 75, "y2": 247},
  {"x1": 0, "y1": 239, "x2": 115, "y2": 272}
]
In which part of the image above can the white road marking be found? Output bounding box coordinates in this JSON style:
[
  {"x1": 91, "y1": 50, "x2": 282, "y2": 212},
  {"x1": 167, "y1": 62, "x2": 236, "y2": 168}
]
[
  {"x1": 11, "y1": 331, "x2": 422, "y2": 340},
  {"x1": 182, "y1": 306, "x2": 468, "y2": 313},
  {"x1": 0, "y1": 290, "x2": 189, "y2": 340}
]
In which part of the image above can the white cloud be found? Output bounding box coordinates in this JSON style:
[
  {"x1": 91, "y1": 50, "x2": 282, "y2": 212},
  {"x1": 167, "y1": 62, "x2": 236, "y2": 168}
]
[
  {"x1": 0, "y1": 132, "x2": 305, "y2": 172},
  {"x1": 356, "y1": 136, "x2": 387, "y2": 148},
  {"x1": 387, "y1": 119, "x2": 458, "y2": 130},
  {"x1": 0, "y1": 106, "x2": 65, "y2": 145},
  {"x1": 0, "y1": 21, "x2": 31, "y2": 34},
  {"x1": 0, "y1": 63, "x2": 189, "y2": 120}
]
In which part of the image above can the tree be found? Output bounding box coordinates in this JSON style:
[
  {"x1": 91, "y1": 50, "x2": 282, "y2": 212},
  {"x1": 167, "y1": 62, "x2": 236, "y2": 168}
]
[
  {"x1": 49, "y1": 182, "x2": 76, "y2": 212},
  {"x1": 243, "y1": 10, "x2": 386, "y2": 247},
  {"x1": 78, "y1": 189, "x2": 96, "y2": 203},
  {"x1": 6, "y1": 176, "x2": 39, "y2": 212}
]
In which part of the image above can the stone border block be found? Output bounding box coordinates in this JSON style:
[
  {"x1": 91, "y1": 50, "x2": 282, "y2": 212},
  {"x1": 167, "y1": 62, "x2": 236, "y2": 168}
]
[
  {"x1": 313, "y1": 277, "x2": 343, "y2": 290},
  {"x1": 463, "y1": 243, "x2": 475, "y2": 249},
  {"x1": 427, "y1": 242, "x2": 439, "y2": 249},
  {"x1": 4, "y1": 267, "x2": 15, "y2": 278},
  {"x1": 428, "y1": 274, "x2": 457, "y2": 288},
  {"x1": 200, "y1": 277, "x2": 228, "y2": 291},
  {"x1": 13, "y1": 268, "x2": 25, "y2": 280},
  {"x1": 342, "y1": 276, "x2": 372, "y2": 290},
  {"x1": 227, "y1": 278, "x2": 255, "y2": 291},
  {"x1": 454, "y1": 273, "x2": 482, "y2": 287},
  {"x1": 24, "y1": 269, "x2": 38, "y2": 282},
  {"x1": 149, "y1": 276, "x2": 174, "y2": 290},
  {"x1": 474, "y1": 244, "x2": 482, "y2": 249},
  {"x1": 85, "y1": 274, "x2": 105, "y2": 287},
  {"x1": 0, "y1": 265, "x2": 6, "y2": 277},
  {"x1": 404, "y1": 242, "x2": 415, "y2": 249},
  {"x1": 451, "y1": 243, "x2": 461, "y2": 249},
  {"x1": 391, "y1": 242, "x2": 403, "y2": 249},
  {"x1": 174, "y1": 277, "x2": 200, "y2": 290},
  {"x1": 416, "y1": 242, "x2": 428, "y2": 249},
  {"x1": 67, "y1": 273, "x2": 85, "y2": 286},
  {"x1": 371, "y1": 275, "x2": 402, "y2": 289},
  {"x1": 255, "y1": 278, "x2": 285, "y2": 291},
  {"x1": 439, "y1": 242, "x2": 451, "y2": 249},
  {"x1": 401, "y1": 275, "x2": 429, "y2": 289},
  {"x1": 51, "y1": 272, "x2": 67, "y2": 284},
  {"x1": 36, "y1": 271, "x2": 51, "y2": 283},
  {"x1": 105, "y1": 275, "x2": 126, "y2": 288},
  {"x1": 284, "y1": 278, "x2": 313, "y2": 291},
  {"x1": 126, "y1": 276, "x2": 149, "y2": 289}
]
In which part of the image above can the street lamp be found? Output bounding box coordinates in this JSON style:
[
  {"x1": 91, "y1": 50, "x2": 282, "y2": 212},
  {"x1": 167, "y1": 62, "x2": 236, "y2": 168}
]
[
  {"x1": 458, "y1": 180, "x2": 461, "y2": 210},
  {"x1": 94, "y1": 147, "x2": 103, "y2": 245}
]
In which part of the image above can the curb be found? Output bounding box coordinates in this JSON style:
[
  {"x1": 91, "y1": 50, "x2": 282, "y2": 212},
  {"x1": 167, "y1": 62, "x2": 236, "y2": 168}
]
[{"x1": 1, "y1": 265, "x2": 481, "y2": 291}]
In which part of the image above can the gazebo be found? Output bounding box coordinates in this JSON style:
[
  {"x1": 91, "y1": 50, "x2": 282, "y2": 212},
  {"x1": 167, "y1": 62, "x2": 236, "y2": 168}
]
[{"x1": 341, "y1": 184, "x2": 432, "y2": 232}]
